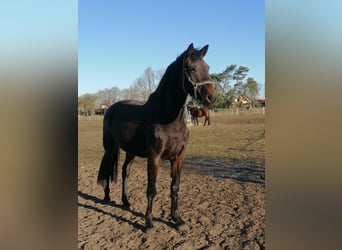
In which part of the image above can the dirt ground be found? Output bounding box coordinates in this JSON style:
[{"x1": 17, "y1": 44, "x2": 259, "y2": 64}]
[{"x1": 78, "y1": 157, "x2": 265, "y2": 249}]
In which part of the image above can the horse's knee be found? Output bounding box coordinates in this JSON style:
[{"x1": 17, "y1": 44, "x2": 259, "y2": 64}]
[{"x1": 171, "y1": 182, "x2": 179, "y2": 194}]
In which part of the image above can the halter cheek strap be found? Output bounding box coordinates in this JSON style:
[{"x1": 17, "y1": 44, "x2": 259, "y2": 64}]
[{"x1": 183, "y1": 70, "x2": 214, "y2": 99}]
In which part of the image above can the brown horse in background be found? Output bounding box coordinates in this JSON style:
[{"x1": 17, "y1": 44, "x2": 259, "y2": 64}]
[
  {"x1": 97, "y1": 43, "x2": 216, "y2": 231},
  {"x1": 189, "y1": 106, "x2": 211, "y2": 126}
]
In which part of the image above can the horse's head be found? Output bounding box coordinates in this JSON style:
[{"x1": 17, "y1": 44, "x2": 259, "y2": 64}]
[{"x1": 183, "y1": 43, "x2": 216, "y2": 106}]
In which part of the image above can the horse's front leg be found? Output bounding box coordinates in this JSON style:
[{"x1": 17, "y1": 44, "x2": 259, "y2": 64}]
[
  {"x1": 145, "y1": 157, "x2": 160, "y2": 230},
  {"x1": 104, "y1": 177, "x2": 110, "y2": 202},
  {"x1": 170, "y1": 154, "x2": 185, "y2": 228}
]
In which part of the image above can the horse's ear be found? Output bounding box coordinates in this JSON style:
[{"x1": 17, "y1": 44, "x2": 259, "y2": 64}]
[
  {"x1": 200, "y1": 45, "x2": 209, "y2": 57},
  {"x1": 186, "y1": 43, "x2": 194, "y2": 57}
]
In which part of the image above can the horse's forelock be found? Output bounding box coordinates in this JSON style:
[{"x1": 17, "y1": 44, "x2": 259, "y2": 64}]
[
  {"x1": 190, "y1": 48, "x2": 204, "y2": 61},
  {"x1": 177, "y1": 47, "x2": 203, "y2": 63}
]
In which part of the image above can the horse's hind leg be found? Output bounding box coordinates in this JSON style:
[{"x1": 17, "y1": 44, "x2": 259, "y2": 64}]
[
  {"x1": 121, "y1": 153, "x2": 135, "y2": 207},
  {"x1": 97, "y1": 134, "x2": 119, "y2": 202},
  {"x1": 204, "y1": 116, "x2": 210, "y2": 126},
  {"x1": 98, "y1": 148, "x2": 117, "y2": 202},
  {"x1": 98, "y1": 150, "x2": 113, "y2": 201}
]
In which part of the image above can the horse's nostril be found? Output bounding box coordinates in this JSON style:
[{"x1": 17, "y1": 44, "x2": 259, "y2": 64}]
[{"x1": 207, "y1": 94, "x2": 215, "y2": 103}]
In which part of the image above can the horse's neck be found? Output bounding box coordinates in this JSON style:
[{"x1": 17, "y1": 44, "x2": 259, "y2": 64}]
[
  {"x1": 146, "y1": 91, "x2": 187, "y2": 124},
  {"x1": 145, "y1": 67, "x2": 187, "y2": 124}
]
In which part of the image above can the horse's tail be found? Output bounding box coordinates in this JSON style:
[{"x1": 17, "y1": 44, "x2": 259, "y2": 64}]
[{"x1": 97, "y1": 108, "x2": 119, "y2": 187}]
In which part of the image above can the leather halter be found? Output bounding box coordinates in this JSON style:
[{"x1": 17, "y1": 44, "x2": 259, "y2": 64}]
[
  {"x1": 183, "y1": 70, "x2": 214, "y2": 99},
  {"x1": 182, "y1": 57, "x2": 214, "y2": 99}
]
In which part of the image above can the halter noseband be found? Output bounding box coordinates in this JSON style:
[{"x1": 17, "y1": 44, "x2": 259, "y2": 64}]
[{"x1": 183, "y1": 65, "x2": 214, "y2": 100}]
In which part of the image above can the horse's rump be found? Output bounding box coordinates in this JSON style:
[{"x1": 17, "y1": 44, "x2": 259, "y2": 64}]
[{"x1": 106, "y1": 100, "x2": 148, "y2": 158}]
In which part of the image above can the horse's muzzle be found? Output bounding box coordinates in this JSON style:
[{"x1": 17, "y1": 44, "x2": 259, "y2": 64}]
[
  {"x1": 196, "y1": 82, "x2": 216, "y2": 105},
  {"x1": 201, "y1": 88, "x2": 216, "y2": 105}
]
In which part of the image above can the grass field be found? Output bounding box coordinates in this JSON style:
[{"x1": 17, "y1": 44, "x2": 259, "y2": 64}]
[{"x1": 78, "y1": 111, "x2": 265, "y2": 184}]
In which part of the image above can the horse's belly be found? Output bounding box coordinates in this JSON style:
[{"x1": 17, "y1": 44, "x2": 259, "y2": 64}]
[
  {"x1": 121, "y1": 144, "x2": 147, "y2": 158},
  {"x1": 113, "y1": 122, "x2": 147, "y2": 157}
]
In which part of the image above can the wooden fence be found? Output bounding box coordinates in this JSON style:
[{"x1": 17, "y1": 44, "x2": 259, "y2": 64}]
[{"x1": 78, "y1": 107, "x2": 265, "y2": 121}]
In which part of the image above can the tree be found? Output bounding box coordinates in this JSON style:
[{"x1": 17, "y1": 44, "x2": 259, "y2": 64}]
[
  {"x1": 155, "y1": 68, "x2": 166, "y2": 84},
  {"x1": 211, "y1": 64, "x2": 236, "y2": 97},
  {"x1": 78, "y1": 93, "x2": 97, "y2": 115},
  {"x1": 120, "y1": 85, "x2": 140, "y2": 101},
  {"x1": 233, "y1": 82, "x2": 245, "y2": 96},
  {"x1": 231, "y1": 66, "x2": 250, "y2": 105},
  {"x1": 233, "y1": 66, "x2": 249, "y2": 85},
  {"x1": 244, "y1": 77, "x2": 259, "y2": 101},
  {"x1": 143, "y1": 67, "x2": 156, "y2": 95},
  {"x1": 220, "y1": 64, "x2": 236, "y2": 95},
  {"x1": 133, "y1": 76, "x2": 149, "y2": 101},
  {"x1": 78, "y1": 64, "x2": 260, "y2": 111},
  {"x1": 96, "y1": 86, "x2": 120, "y2": 107},
  {"x1": 210, "y1": 64, "x2": 237, "y2": 109},
  {"x1": 131, "y1": 67, "x2": 162, "y2": 102},
  {"x1": 209, "y1": 65, "x2": 260, "y2": 109},
  {"x1": 226, "y1": 88, "x2": 236, "y2": 108},
  {"x1": 231, "y1": 77, "x2": 259, "y2": 109}
]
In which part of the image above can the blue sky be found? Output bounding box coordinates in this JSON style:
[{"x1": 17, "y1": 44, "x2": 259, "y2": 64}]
[{"x1": 79, "y1": 0, "x2": 264, "y2": 97}]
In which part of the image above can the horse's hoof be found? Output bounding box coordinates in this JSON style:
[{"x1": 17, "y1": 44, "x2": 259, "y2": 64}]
[
  {"x1": 122, "y1": 197, "x2": 130, "y2": 208},
  {"x1": 176, "y1": 222, "x2": 188, "y2": 232},
  {"x1": 175, "y1": 219, "x2": 185, "y2": 228},
  {"x1": 122, "y1": 203, "x2": 130, "y2": 210},
  {"x1": 170, "y1": 215, "x2": 183, "y2": 223},
  {"x1": 145, "y1": 217, "x2": 154, "y2": 230},
  {"x1": 169, "y1": 215, "x2": 185, "y2": 229},
  {"x1": 103, "y1": 196, "x2": 111, "y2": 202}
]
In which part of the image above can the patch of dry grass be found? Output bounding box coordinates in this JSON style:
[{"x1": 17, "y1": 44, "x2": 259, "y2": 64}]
[
  {"x1": 187, "y1": 112, "x2": 265, "y2": 165},
  {"x1": 78, "y1": 120, "x2": 103, "y2": 162},
  {"x1": 78, "y1": 111, "x2": 265, "y2": 177}
]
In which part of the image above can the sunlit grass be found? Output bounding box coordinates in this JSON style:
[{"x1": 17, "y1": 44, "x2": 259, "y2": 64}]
[
  {"x1": 78, "y1": 120, "x2": 103, "y2": 162},
  {"x1": 187, "y1": 112, "x2": 265, "y2": 165},
  {"x1": 78, "y1": 111, "x2": 265, "y2": 168}
]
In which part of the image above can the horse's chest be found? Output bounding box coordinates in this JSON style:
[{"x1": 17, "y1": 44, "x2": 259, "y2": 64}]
[{"x1": 150, "y1": 125, "x2": 189, "y2": 159}]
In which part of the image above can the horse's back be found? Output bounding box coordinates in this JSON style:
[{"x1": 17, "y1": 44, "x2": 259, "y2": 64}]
[{"x1": 105, "y1": 99, "x2": 145, "y2": 122}]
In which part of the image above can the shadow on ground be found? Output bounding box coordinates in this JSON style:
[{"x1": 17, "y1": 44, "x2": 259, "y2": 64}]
[{"x1": 182, "y1": 157, "x2": 265, "y2": 186}]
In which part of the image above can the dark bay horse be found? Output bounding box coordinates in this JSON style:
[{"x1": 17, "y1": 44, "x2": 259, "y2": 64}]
[
  {"x1": 97, "y1": 43, "x2": 216, "y2": 230},
  {"x1": 189, "y1": 106, "x2": 211, "y2": 126}
]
